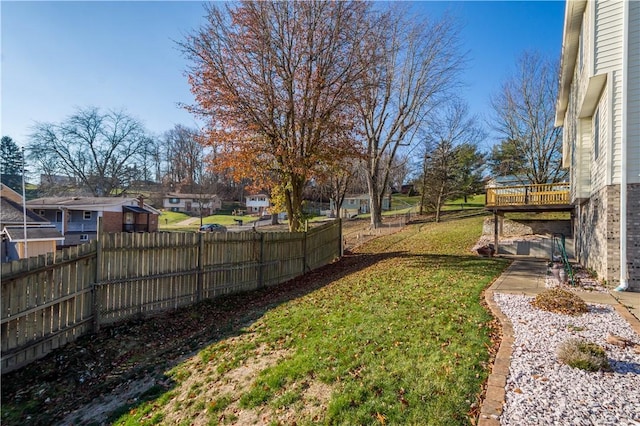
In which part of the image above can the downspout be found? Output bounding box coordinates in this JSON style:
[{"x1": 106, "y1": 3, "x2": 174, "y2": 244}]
[{"x1": 615, "y1": 0, "x2": 629, "y2": 292}]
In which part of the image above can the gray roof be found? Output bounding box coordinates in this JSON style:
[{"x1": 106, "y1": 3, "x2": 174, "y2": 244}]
[
  {"x1": 166, "y1": 193, "x2": 219, "y2": 199},
  {"x1": 27, "y1": 196, "x2": 132, "y2": 207},
  {"x1": 3, "y1": 226, "x2": 64, "y2": 241},
  {"x1": 26, "y1": 196, "x2": 161, "y2": 214},
  {"x1": 1, "y1": 197, "x2": 49, "y2": 225}
]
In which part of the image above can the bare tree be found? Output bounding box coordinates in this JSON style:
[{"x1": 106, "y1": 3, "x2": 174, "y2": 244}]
[
  {"x1": 490, "y1": 51, "x2": 567, "y2": 184},
  {"x1": 317, "y1": 157, "x2": 364, "y2": 218},
  {"x1": 182, "y1": 1, "x2": 371, "y2": 231},
  {"x1": 388, "y1": 153, "x2": 411, "y2": 193},
  {"x1": 358, "y1": 9, "x2": 465, "y2": 228},
  {"x1": 162, "y1": 125, "x2": 205, "y2": 193},
  {"x1": 418, "y1": 100, "x2": 485, "y2": 222},
  {"x1": 28, "y1": 107, "x2": 150, "y2": 197}
]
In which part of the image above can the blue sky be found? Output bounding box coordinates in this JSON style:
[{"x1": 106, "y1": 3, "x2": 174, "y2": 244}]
[{"x1": 1, "y1": 1, "x2": 566, "y2": 150}]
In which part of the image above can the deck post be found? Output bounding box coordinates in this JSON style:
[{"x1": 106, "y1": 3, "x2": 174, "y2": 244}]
[{"x1": 494, "y1": 211, "x2": 499, "y2": 256}]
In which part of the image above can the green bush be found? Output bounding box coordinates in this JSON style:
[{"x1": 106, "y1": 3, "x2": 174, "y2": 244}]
[{"x1": 557, "y1": 339, "x2": 610, "y2": 372}]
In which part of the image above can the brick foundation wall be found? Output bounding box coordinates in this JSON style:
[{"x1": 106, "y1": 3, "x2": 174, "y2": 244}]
[
  {"x1": 575, "y1": 184, "x2": 640, "y2": 291},
  {"x1": 627, "y1": 184, "x2": 640, "y2": 291},
  {"x1": 575, "y1": 186, "x2": 610, "y2": 280},
  {"x1": 605, "y1": 186, "x2": 621, "y2": 286}
]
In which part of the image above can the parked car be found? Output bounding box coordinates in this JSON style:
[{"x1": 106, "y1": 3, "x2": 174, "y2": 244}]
[{"x1": 199, "y1": 224, "x2": 227, "y2": 233}]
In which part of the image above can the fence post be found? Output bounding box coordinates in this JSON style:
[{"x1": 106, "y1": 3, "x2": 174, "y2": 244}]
[
  {"x1": 303, "y1": 226, "x2": 308, "y2": 273},
  {"x1": 197, "y1": 232, "x2": 203, "y2": 302},
  {"x1": 93, "y1": 220, "x2": 103, "y2": 333},
  {"x1": 258, "y1": 232, "x2": 264, "y2": 288},
  {"x1": 338, "y1": 218, "x2": 343, "y2": 257}
]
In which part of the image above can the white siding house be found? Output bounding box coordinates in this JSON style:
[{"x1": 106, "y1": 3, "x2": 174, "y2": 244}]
[
  {"x1": 245, "y1": 194, "x2": 270, "y2": 214},
  {"x1": 330, "y1": 194, "x2": 391, "y2": 218},
  {"x1": 163, "y1": 193, "x2": 222, "y2": 215},
  {"x1": 555, "y1": 0, "x2": 640, "y2": 291}
]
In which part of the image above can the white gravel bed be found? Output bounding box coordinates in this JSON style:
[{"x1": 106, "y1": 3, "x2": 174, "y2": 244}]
[{"x1": 494, "y1": 293, "x2": 640, "y2": 426}]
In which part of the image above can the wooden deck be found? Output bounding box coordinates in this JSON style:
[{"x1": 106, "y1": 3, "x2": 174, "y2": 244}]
[{"x1": 486, "y1": 183, "x2": 572, "y2": 212}]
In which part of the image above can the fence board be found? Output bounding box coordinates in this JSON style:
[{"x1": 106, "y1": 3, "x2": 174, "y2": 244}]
[{"x1": 2, "y1": 220, "x2": 342, "y2": 373}]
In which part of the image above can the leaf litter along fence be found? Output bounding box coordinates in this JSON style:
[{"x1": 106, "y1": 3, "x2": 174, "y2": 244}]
[{"x1": 1, "y1": 220, "x2": 342, "y2": 374}]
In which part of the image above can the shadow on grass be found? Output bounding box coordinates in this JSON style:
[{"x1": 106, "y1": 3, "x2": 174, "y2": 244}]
[
  {"x1": 2, "y1": 235, "x2": 509, "y2": 425},
  {"x1": 0, "y1": 250, "x2": 407, "y2": 425}
]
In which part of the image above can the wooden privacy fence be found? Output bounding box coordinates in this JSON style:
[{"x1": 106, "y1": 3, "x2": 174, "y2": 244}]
[{"x1": 1, "y1": 220, "x2": 342, "y2": 373}]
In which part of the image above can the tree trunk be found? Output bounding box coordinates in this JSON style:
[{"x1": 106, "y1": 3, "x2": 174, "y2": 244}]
[
  {"x1": 370, "y1": 195, "x2": 383, "y2": 229},
  {"x1": 285, "y1": 176, "x2": 306, "y2": 232},
  {"x1": 419, "y1": 172, "x2": 428, "y2": 215},
  {"x1": 367, "y1": 171, "x2": 383, "y2": 229}
]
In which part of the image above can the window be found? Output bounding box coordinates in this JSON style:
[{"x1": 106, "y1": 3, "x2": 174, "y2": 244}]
[
  {"x1": 83, "y1": 211, "x2": 92, "y2": 220},
  {"x1": 80, "y1": 234, "x2": 89, "y2": 242},
  {"x1": 56, "y1": 211, "x2": 63, "y2": 222},
  {"x1": 169, "y1": 198, "x2": 179, "y2": 204},
  {"x1": 37, "y1": 210, "x2": 45, "y2": 216},
  {"x1": 593, "y1": 108, "x2": 600, "y2": 159}
]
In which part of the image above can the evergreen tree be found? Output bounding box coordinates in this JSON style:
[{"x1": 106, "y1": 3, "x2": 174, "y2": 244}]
[{"x1": 1, "y1": 136, "x2": 24, "y2": 192}]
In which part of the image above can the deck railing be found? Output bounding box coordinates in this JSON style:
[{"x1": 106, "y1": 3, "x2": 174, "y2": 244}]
[{"x1": 486, "y1": 183, "x2": 570, "y2": 207}]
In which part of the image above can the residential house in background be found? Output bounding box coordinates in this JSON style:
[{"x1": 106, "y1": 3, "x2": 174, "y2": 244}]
[
  {"x1": 330, "y1": 194, "x2": 391, "y2": 218},
  {"x1": 555, "y1": 0, "x2": 639, "y2": 291},
  {"x1": 26, "y1": 196, "x2": 160, "y2": 246},
  {"x1": 1, "y1": 183, "x2": 64, "y2": 261},
  {"x1": 163, "y1": 193, "x2": 222, "y2": 215},
  {"x1": 245, "y1": 194, "x2": 270, "y2": 215}
]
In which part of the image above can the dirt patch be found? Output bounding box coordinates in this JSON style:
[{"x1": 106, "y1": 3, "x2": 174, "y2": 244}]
[{"x1": 161, "y1": 342, "x2": 292, "y2": 426}]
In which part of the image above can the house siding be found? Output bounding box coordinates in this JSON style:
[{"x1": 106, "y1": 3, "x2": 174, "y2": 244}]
[
  {"x1": 591, "y1": 90, "x2": 608, "y2": 192},
  {"x1": 567, "y1": 64, "x2": 582, "y2": 202},
  {"x1": 628, "y1": 0, "x2": 640, "y2": 184},
  {"x1": 610, "y1": 70, "x2": 623, "y2": 184},
  {"x1": 594, "y1": 0, "x2": 623, "y2": 74},
  {"x1": 560, "y1": 0, "x2": 638, "y2": 291},
  {"x1": 576, "y1": 117, "x2": 592, "y2": 199}
]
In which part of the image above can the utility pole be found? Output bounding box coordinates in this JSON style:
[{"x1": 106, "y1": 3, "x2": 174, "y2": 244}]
[{"x1": 21, "y1": 147, "x2": 28, "y2": 259}]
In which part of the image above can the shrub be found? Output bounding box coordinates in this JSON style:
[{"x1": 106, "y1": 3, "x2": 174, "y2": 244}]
[
  {"x1": 557, "y1": 339, "x2": 610, "y2": 372},
  {"x1": 531, "y1": 288, "x2": 588, "y2": 316}
]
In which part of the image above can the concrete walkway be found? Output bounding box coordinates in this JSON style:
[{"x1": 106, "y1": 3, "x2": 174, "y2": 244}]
[
  {"x1": 479, "y1": 258, "x2": 640, "y2": 425},
  {"x1": 175, "y1": 217, "x2": 201, "y2": 226}
]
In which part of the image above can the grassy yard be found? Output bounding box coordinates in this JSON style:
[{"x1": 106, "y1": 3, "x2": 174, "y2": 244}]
[
  {"x1": 159, "y1": 211, "x2": 191, "y2": 225},
  {"x1": 113, "y1": 216, "x2": 508, "y2": 425},
  {"x1": 442, "y1": 194, "x2": 486, "y2": 210},
  {"x1": 159, "y1": 211, "x2": 261, "y2": 231}
]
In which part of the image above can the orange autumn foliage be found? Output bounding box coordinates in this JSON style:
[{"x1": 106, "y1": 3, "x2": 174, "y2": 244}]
[{"x1": 182, "y1": 1, "x2": 371, "y2": 230}]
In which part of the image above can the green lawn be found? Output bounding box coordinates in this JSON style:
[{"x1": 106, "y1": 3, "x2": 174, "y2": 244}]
[
  {"x1": 159, "y1": 212, "x2": 260, "y2": 231},
  {"x1": 159, "y1": 211, "x2": 191, "y2": 225},
  {"x1": 442, "y1": 194, "x2": 486, "y2": 210},
  {"x1": 114, "y1": 216, "x2": 508, "y2": 425}
]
